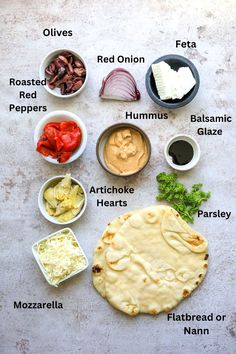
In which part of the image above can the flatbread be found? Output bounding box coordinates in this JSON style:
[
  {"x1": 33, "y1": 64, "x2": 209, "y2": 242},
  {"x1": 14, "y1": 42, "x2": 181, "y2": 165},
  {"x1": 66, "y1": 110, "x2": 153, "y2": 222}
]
[
  {"x1": 92, "y1": 210, "x2": 137, "y2": 297},
  {"x1": 92, "y1": 205, "x2": 208, "y2": 316}
]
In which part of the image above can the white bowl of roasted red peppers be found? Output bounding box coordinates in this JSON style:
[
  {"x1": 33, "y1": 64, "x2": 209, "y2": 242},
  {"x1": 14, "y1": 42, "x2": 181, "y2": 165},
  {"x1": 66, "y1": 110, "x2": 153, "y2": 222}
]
[
  {"x1": 34, "y1": 110, "x2": 87, "y2": 164},
  {"x1": 39, "y1": 49, "x2": 88, "y2": 97}
]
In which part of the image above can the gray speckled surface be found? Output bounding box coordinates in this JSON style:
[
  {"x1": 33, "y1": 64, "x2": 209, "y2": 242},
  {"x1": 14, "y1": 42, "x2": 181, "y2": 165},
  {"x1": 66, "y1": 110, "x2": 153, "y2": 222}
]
[{"x1": 1, "y1": 0, "x2": 236, "y2": 353}]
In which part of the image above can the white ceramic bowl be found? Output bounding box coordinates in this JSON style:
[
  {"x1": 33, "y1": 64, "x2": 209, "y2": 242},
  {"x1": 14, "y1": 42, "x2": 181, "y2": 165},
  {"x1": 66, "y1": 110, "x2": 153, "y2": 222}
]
[
  {"x1": 38, "y1": 175, "x2": 87, "y2": 225},
  {"x1": 34, "y1": 110, "x2": 87, "y2": 164},
  {"x1": 39, "y1": 48, "x2": 88, "y2": 98},
  {"x1": 32, "y1": 228, "x2": 89, "y2": 287},
  {"x1": 164, "y1": 134, "x2": 201, "y2": 171}
]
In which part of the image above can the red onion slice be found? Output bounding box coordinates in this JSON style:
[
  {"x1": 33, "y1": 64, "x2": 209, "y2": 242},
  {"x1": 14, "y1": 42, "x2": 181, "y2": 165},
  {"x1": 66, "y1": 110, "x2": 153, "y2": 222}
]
[
  {"x1": 104, "y1": 77, "x2": 137, "y2": 97},
  {"x1": 99, "y1": 68, "x2": 141, "y2": 101}
]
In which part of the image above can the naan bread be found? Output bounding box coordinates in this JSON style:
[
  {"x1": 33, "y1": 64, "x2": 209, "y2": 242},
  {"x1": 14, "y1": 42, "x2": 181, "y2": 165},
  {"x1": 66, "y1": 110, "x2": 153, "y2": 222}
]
[
  {"x1": 92, "y1": 205, "x2": 208, "y2": 316},
  {"x1": 92, "y1": 210, "x2": 137, "y2": 297}
]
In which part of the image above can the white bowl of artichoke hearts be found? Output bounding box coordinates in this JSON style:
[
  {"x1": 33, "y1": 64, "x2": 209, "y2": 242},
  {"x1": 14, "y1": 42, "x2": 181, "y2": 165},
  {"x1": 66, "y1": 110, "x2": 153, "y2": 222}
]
[{"x1": 38, "y1": 174, "x2": 87, "y2": 225}]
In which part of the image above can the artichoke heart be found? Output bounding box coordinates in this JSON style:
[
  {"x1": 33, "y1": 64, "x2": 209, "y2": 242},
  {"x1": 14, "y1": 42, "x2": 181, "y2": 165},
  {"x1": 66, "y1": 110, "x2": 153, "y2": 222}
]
[
  {"x1": 54, "y1": 199, "x2": 73, "y2": 216},
  {"x1": 54, "y1": 174, "x2": 72, "y2": 200},
  {"x1": 45, "y1": 201, "x2": 55, "y2": 216},
  {"x1": 44, "y1": 174, "x2": 85, "y2": 222},
  {"x1": 58, "y1": 208, "x2": 80, "y2": 223},
  {"x1": 44, "y1": 187, "x2": 58, "y2": 209}
]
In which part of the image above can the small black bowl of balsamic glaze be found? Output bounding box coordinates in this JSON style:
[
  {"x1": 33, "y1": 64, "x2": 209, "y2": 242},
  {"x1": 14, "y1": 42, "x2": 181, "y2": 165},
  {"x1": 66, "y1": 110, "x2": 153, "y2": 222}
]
[
  {"x1": 165, "y1": 135, "x2": 201, "y2": 171},
  {"x1": 169, "y1": 140, "x2": 194, "y2": 166}
]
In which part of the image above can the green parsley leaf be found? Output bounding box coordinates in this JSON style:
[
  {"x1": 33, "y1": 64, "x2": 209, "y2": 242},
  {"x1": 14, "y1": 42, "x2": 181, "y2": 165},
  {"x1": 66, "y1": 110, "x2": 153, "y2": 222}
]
[{"x1": 156, "y1": 172, "x2": 211, "y2": 223}]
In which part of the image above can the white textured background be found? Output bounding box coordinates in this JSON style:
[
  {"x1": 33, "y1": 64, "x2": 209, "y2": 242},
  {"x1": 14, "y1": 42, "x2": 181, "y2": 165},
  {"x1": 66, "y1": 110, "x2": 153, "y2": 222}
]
[{"x1": 0, "y1": 0, "x2": 236, "y2": 353}]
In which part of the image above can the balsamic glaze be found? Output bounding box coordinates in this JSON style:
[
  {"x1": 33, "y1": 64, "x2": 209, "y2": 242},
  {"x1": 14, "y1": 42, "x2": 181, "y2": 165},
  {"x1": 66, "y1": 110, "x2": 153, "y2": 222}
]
[{"x1": 169, "y1": 140, "x2": 194, "y2": 165}]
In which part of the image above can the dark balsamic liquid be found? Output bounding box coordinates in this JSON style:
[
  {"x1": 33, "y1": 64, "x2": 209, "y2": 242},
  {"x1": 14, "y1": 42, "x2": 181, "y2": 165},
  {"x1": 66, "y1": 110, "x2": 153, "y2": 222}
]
[{"x1": 169, "y1": 140, "x2": 194, "y2": 165}]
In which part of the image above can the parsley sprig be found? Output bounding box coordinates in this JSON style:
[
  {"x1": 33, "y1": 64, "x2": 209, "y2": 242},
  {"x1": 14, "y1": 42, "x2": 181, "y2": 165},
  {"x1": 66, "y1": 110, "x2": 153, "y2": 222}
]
[{"x1": 156, "y1": 172, "x2": 211, "y2": 223}]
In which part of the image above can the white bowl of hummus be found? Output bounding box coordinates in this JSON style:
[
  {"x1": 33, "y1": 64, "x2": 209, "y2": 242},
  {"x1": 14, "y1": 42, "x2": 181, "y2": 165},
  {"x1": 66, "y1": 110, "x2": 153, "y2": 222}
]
[{"x1": 96, "y1": 123, "x2": 151, "y2": 177}]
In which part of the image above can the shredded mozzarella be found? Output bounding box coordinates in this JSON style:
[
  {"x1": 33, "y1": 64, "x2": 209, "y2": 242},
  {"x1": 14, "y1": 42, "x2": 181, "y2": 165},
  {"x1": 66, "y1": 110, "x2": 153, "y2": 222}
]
[{"x1": 35, "y1": 231, "x2": 87, "y2": 286}]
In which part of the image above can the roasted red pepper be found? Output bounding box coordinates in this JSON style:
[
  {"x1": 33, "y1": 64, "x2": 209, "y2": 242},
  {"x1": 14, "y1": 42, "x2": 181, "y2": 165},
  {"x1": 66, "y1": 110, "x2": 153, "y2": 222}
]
[
  {"x1": 60, "y1": 129, "x2": 82, "y2": 152},
  {"x1": 58, "y1": 151, "x2": 72, "y2": 163},
  {"x1": 60, "y1": 121, "x2": 78, "y2": 132},
  {"x1": 36, "y1": 120, "x2": 82, "y2": 163},
  {"x1": 44, "y1": 122, "x2": 61, "y2": 130}
]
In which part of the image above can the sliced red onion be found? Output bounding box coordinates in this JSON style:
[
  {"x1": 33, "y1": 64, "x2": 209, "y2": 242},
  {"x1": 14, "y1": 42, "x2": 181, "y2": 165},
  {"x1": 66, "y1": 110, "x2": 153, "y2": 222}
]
[{"x1": 99, "y1": 68, "x2": 140, "y2": 101}]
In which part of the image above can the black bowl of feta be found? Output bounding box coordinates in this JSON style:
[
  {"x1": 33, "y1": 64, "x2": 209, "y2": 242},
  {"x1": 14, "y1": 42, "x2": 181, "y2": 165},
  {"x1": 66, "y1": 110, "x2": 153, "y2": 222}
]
[{"x1": 145, "y1": 54, "x2": 200, "y2": 109}]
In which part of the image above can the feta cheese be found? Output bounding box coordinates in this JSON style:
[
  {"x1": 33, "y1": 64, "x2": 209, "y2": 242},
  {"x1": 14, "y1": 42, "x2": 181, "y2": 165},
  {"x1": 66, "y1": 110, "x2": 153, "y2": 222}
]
[{"x1": 152, "y1": 61, "x2": 196, "y2": 100}]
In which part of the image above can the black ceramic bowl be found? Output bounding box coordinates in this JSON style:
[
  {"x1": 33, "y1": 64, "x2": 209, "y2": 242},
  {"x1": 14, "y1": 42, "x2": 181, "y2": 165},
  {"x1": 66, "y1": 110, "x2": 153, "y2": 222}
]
[{"x1": 145, "y1": 54, "x2": 200, "y2": 109}]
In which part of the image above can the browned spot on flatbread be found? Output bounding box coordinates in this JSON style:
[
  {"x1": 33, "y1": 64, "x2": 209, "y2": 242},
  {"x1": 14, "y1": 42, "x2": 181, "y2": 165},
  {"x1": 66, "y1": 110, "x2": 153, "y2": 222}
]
[
  {"x1": 92, "y1": 264, "x2": 103, "y2": 274},
  {"x1": 150, "y1": 309, "x2": 158, "y2": 315},
  {"x1": 108, "y1": 259, "x2": 119, "y2": 265},
  {"x1": 196, "y1": 281, "x2": 199, "y2": 285},
  {"x1": 102, "y1": 231, "x2": 115, "y2": 242},
  {"x1": 97, "y1": 246, "x2": 103, "y2": 251},
  {"x1": 183, "y1": 289, "x2": 190, "y2": 297},
  {"x1": 130, "y1": 307, "x2": 138, "y2": 316},
  {"x1": 204, "y1": 264, "x2": 208, "y2": 268},
  {"x1": 164, "y1": 307, "x2": 171, "y2": 312},
  {"x1": 204, "y1": 254, "x2": 209, "y2": 260},
  {"x1": 199, "y1": 274, "x2": 203, "y2": 278},
  {"x1": 147, "y1": 212, "x2": 159, "y2": 223},
  {"x1": 123, "y1": 213, "x2": 132, "y2": 221},
  {"x1": 187, "y1": 235, "x2": 204, "y2": 246}
]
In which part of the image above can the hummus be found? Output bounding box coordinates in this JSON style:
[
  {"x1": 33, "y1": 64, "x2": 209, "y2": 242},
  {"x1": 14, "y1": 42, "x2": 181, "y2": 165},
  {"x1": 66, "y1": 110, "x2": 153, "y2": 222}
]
[{"x1": 104, "y1": 128, "x2": 149, "y2": 175}]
